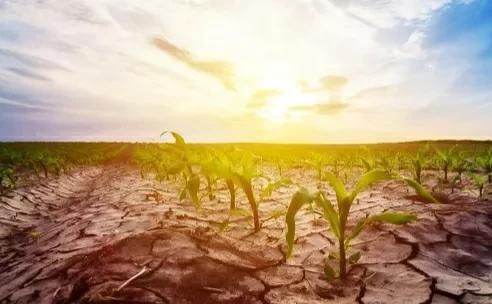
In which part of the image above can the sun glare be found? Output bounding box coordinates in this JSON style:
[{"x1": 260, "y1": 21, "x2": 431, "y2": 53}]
[{"x1": 256, "y1": 64, "x2": 311, "y2": 124}]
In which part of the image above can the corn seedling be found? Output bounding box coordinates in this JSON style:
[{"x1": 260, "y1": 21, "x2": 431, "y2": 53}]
[
  {"x1": 231, "y1": 153, "x2": 263, "y2": 232},
  {"x1": 451, "y1": 152, "x2": 470, "y2": 183},
  {"x1": 475, "y1": 155, "x2": 492, "y2": 184},
  {"x1": 435, "y1": 146, "x2": 456, "y2": 183},
  {"x1": 286, "y1": 170, "x2": 416, "y2": 280},
  {"x1": 470, "y1": 174, "x2": 487, "y2": 197},
  {"x1": 0, "y1": 166, "x2": 16, "y2": 193},
  {"x1": 305, "y1": 153, "x2": 327, "y2": 181},
  {"x1": 260, "y1": 177, "x2": 293, "y2": 201}
]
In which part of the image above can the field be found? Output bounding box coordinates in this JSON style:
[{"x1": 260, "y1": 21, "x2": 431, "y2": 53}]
[{"x1": 1, "y1": 137, "x2": 492, "y2": 304}]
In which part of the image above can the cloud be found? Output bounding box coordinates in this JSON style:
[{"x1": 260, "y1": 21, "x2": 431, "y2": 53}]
[
  {"x1": 0, "y1": 48, "x2": 69, "y2": 71},
  {"x1": 319, "y1": 75, "x2": 349, "y2": 91},
  {"x1": 6, "y1": 67, "x2": 52, "y2": 82},
  {"x1": 290, "y1": 101, "x2": 349, "y2": 115},
  {"x1": 301, "y1": 75, "x2": 349, "y2": 94},
  {"x1": 152, "y1": 37, "x2": 236, "y2": 90},
  {"x1": 247, "y1": 89, "x2": 282, "y2": 108}
]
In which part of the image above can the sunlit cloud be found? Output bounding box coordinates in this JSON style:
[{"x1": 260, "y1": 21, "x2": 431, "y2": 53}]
[
  {"x1": 247, "y1": 89, "x2": 282, "y2": 108},
  {"x1": 290, "y1": 101, "x2": 350, "y2": 115},
  {"x1": 152, "y1": 37, "x2": 236, "y2": 90}
]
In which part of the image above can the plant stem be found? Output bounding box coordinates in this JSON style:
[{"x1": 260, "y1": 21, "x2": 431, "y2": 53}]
[
  {"x1": 226, "y1": 179, "x2": 236, "y2": 209},
  {"x1": 339, "y1": 235, "x2": 346, "y2": 279},
  {"x1": 241, "y1": 179, "x2": 260, "y2": 232}
]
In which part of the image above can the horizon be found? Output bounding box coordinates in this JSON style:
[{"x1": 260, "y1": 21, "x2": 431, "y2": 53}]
[
  {"x1": 1, "y1": 138, "x2": 492, "y2": 146},
  {"x1": 1, "y1": 0, "x2": 492, "y2": 142}
]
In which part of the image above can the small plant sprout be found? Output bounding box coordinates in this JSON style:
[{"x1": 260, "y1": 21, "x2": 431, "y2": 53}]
[
  {"x1": 470, "y1": 174, "x2": 487, "y2": 197},
  {"x1": 451, "y1": 152, "x2": 470, "y2": 183},
  {"x1": 231, "y1": 153, "x2": 263, "y2": 232},
  {"x1": 305, "y1": 153, "x2": 327, "y2": 181},
  {"x1": 260, "y1": 177, "x2": 293, "y2": 201},
  {"x1": 286, "y1": 170, "x2": 417, "y2": 280},
  {"x1": 407, "y1": 147, "x2": 428, "y2": 184},
  {"x1": 435, "y1": 146, "x2": 456, "y2": 183},
  {"x1": 0, "y1": 166, "x2": 16, "y2": 194},
  {"x1": 475, "y1": 154, "x2": 492, "y2": 184}
]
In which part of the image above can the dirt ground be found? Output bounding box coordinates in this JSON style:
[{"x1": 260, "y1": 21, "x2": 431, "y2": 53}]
[{"x1": 1, "y1": 164, "x2": 492, "y2": 304}]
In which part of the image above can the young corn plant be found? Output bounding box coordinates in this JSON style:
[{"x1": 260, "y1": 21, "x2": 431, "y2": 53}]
[
  {"x1": 451, "y1": 152, "x2": 470, "y2": 183},
  {"x1": 305, "y1": 153, "x2": 327, "y2": 181},
  {"x1": 475, "y1": 155, "x2": 492, "y2": 184},
  {"x1": 161, "y1": 131, "x2": 201, "y2": 210},
  {"x1": 407, "y1": 148, "x2": 428, "y2": 184},
  {"x1": 260, "y1": 177, "x2": 293, "y2": 201},
  {"x1": 286, "y1": 170, "x2": 416, "y2": 280},
  {"x1": 435, "y1": 146, "x2": 456, "y2": 183},
  {"x1": 470, "y1": 174, "x2": 487, "y2": 198},
  {"x1": 231, "y1": 153, "x2": 263, "y2": 232},
  {"x1": 0, "y1": 166, "x2": 16, "y2": 194},
  {"x1": 214, "y1": 153, "x2": 238, "y2": 210}
]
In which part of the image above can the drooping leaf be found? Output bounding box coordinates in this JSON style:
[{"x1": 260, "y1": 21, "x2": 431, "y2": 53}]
[
  {"x1": 351, "y1": 170, "x2": 390, "y2": 201},
  {"x1": 403, "y1": 177, "x2": 441, "y2": 204},
  {"x1": 161, "y1": 130, "x2": 186, "y2": 146},
  {"x1": 286, "y1": 188, "x2": 315, "y2": 257}
]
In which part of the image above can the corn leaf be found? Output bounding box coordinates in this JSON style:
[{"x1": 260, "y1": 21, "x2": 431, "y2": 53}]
[
  {"x1": 404, "y1": 177, "x2": 441, "y2": 204},
  {"x1": 286, "y1": 188, "x2": 315, "y2": 258},
  {"x1": 323, "y1": 172, "x2": 348, "y2": 205},
  {"x1": 315, "y1": 192, "x2": 341, "y2": 239},
  {"x1": 350, "y1": 170, "x2": 390, "y2": 201}
]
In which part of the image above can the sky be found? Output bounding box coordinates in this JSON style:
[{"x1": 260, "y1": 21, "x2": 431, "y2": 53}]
[{"x1": 0, "y1": 0, "x2": 491, "y2": 143}]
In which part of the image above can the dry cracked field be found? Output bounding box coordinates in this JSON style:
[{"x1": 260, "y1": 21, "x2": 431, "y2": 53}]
[{"x1": 1, "y1": 164, "x2": 492, "y2": 304}]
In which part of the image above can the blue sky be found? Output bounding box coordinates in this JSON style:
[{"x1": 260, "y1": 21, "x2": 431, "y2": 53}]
[{"x1": 0, "y1": 0, "x2": 491, "y2": 143}]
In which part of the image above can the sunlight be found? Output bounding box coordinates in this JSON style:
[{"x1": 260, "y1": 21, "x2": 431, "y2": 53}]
[{"x1": 258, "y1": 88, "x2": 310, "y2": 124}]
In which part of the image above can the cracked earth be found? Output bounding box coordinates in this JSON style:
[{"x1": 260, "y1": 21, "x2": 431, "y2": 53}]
[{"x1": 1, "y1": 165, "x2": 491, "y2": 303}]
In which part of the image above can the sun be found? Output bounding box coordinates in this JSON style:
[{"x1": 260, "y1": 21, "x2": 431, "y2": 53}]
[
  {"x1": 259, "y1": 91, "x2": 302, "y2": 123},
  {"x1": 256, "y1": 64, "x2": 308, "y2": 123}
]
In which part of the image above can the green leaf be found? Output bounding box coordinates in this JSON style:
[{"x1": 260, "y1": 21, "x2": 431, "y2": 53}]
[
  {"x1": 403, "y1": 177, "x2": 441, "y2": 204},
  {"x1": 345, "y1": 216, "x2": 369, "y2": 247},
  {"x1": 369, "y1": 212, "x2": 417, "y2": 225},
  {"x1": 161, "y1": 130, "x2": 186, "y2": 146},
  {"x1": 286, "y1": 188, "x2": 315, "y2": 258},
  {"x1": 348, "y1": 251, "x2": 361, "y2": 264},
  {"x1": 346, "y1": 212, "x2": 416, "y2": 247},
  {"x1": 323, "y1": 172, "x2": 348, "y2": 205},
  {"x1": 324, "y1": 262, "x2": 336, "y2": 280},
  {"x1": 268, "y1": 208, "x2": 286, "y2": 220},
  {"x1": 314, "y1": 192, "x2": 341, "y2": 239},
  {"x1": 351, "y1": 170, "x2": 390, "y2": 201}
]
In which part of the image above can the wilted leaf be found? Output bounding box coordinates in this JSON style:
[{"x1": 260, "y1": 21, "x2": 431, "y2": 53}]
[
  {"x1": 286, "y1": 188, "x2": 315, "y2": 257},
  {"x1": 404, "y1": 177, "x2": 440, "y2": 204}
]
